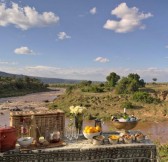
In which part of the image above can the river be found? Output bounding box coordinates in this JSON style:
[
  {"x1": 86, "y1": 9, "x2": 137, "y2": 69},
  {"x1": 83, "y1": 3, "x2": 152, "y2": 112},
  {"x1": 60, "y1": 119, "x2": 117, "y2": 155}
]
[{"x1": 0, "y1": 89, "x2": 167, "y2": 144}]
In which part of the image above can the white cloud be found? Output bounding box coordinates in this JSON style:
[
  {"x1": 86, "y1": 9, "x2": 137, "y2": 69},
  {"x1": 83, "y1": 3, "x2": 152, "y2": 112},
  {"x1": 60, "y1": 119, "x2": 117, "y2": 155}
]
[
  {"x1": 0, "y1": 60, "x2": 17, "y2": 65},
  {"x1": 165, "y1": 45, "x2": 168, "y2": 48},
  {"x1": 25, "y1": 66, "x2": 108, "y2": 81},
  {"x1": 90, "y1": 7, "x2": 96, "y2": 15},
  {"x1": 104, "y1": 3, "x2": 153, "y2": 33},
  {"x1": 1, "y1": 64, "x2": 168, "y2": 82},
  {"x1": 57, "y1": 32, "x2": 71, "y2": 40},
  {"x1": 14, "y1": 46, "x2": 34, "y2": 55},
  {"x1": 0, "y1": 2, "x2": 59, "y2": 30},
  {"x1": 94, "y1": 57, "x2": 110, "y2": 63}
]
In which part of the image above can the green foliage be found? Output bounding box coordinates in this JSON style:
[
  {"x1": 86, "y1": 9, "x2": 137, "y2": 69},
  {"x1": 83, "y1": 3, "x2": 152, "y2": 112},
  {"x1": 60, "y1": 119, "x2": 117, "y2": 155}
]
[
  {"x1": 152, "y1": 78, "x2": 157, "y2": 82},
  {"x1": 106, "y1": 72, "x2": 120, "y2": 87},
  {"x1": 66, "y1": 86, "x2": 74, "y2": 94},
  {"x1": 79, "y1": 80, "x2": 92, "y2": 87},
  {"x1": 132, "y1": 91, "x2": 160, "y2": 104},
  {"x1": 99, "y1": 83, "x2": 105, "y2": 87},
  {"x1": 0, "y1": 76, "x2": 48, "y2": 98},
  {"x1": 49, "y1": 103, "x2": 58, "y2": 110},
  {"x1": 128, "y1": 73, "x2": 145, "y2": 87},
  {"x1": 81, "y1": 85, "x2": 104, "y2": 93},
  {"x1": 115, "y1": 77, "x2": 129, "y2": 94},
  {"x1": 121, "y1": 101, "x2": 134, "y2": 109},
  {"x1": 158, "y1": 144, "x2": 168, "y2": 162},
  {"x1": 115, "y1": 73, "x2": 145, "y2": 94}
]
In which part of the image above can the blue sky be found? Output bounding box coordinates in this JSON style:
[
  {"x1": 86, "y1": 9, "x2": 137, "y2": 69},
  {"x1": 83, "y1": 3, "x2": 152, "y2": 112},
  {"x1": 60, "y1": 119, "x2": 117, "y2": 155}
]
[{"x1": 0, "y1": 0, "x2": 168, "y2": 82}]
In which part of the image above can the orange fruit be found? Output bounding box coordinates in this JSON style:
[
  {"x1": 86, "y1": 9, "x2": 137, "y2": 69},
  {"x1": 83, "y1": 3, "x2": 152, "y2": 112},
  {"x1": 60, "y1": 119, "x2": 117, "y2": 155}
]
[
  {"x1": 85, "y1": 126, "x2": 90, "y2": 130},
  {"x1": 95, "y1": 126, "x2": 101, "y2": 132}
]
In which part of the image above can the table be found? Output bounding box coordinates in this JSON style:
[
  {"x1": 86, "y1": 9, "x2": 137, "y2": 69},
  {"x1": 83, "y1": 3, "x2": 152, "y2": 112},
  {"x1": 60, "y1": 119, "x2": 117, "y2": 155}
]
[{"x1": 0, "y1": 132, "x2": 157, "y2": 162}]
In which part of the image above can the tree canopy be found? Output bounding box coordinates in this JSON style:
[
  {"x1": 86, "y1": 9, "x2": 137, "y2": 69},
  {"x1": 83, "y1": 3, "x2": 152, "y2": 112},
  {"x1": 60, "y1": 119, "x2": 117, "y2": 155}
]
[
  {"x1": 106, "y1": 72, "x2": 120, "y2": 87},
  {"x1": 115, "y1": 73, "x2": 145, "y2": 94}
]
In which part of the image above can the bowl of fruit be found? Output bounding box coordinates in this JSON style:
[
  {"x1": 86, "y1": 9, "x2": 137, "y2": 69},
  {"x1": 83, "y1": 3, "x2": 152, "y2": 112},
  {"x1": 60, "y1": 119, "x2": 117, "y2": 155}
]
[
  {"x1": 108, "y1": 135, "x2": 120, "y2": 144},
  {"x1": 111, "y1": 114, "x2": 140, "y2": 132},
  {"x1": 122, "y1": 134, "x2": 134, "y2": 144},
  {"x1": 83, "y1": 126, "x2": 101, "y2": 139},
  {"x1": 135, "y1": 132, "x2": 145, "y2": 142}
]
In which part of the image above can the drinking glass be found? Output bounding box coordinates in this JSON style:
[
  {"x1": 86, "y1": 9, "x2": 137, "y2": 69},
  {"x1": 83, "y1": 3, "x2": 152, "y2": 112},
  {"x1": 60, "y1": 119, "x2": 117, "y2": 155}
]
[
  {"x1": 64, "y1": 127, "x2": 69, "y2": 142},
  {"x1": 74, "y1": 128, "x2": 79, "y2": 142},
  {"x1": 101, "y1": 119, "x2": 105, "y2": 133},
  {"x1": 67, "y1": 127, "x2": 73, "y2": 143}
]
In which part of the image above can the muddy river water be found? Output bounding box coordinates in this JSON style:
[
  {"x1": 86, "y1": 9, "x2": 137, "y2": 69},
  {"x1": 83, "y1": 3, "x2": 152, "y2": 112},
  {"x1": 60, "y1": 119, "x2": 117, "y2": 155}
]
[{"x1": 0, "y1": 89, "x2": 168, "y2": 144}]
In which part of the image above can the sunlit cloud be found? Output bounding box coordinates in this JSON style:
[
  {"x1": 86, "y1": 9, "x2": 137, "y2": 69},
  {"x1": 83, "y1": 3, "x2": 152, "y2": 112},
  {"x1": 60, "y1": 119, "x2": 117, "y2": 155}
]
[
  {"x1": 104, "y1": 3, "x2": 153, "y2": 33},
  {"x1": 90, "y1": 7, "x2": 96, "y2": 15},
  {"x1": 1, "y1": 64, "x2": 168, "y2": 82},
  {"x1": 57, "y1": 32, "x2": 71, "y2": 40},
  {"x1": 14, "y1": 46, "x2": 35, "y2": 55},
  {"x1": 94, "y1": 57, "x2": 110, "y2": 63},
  {"x1": 0, "y1": 2, "x2": 59, "y2": 30}
]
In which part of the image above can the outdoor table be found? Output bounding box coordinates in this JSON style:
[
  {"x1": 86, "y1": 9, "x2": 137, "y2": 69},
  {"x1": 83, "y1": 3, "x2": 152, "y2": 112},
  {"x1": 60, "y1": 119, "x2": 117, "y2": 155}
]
[{"x1": 0, "y1": 132, "x2": 157, "y2": 162}]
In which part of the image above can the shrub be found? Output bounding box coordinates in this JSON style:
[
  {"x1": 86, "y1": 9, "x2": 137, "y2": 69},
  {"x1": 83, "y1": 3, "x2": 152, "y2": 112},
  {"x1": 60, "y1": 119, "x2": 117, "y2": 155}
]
[
  {"x1": 115, "y1": 73, "x2": 145, "y2": 94},
  {"x1": 81, "y1": 85, "x2": 104, "y2": 93},
  {"x1": 121, "y1": 101, "x2": 134, "y2": 109},
  {"x1": 66, "y1": 86, "x2": 74, "y2": 94},
  {"x1": 132, "y1": 91, "x2": 160, "y2": 104}
]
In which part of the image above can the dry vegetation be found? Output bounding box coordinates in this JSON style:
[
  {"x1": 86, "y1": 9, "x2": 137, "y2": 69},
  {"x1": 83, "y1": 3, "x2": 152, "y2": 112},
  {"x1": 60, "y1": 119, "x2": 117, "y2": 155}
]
[
  {"x1": 49, "y1": 83, "x2": 168, "y2": 161},
  {"x1": 49, "y1": 83, "x2": 168, "y2": 122}
]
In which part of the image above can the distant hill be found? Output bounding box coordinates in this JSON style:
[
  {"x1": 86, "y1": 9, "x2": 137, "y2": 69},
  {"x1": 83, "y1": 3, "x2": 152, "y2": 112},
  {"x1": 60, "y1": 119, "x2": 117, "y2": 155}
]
[{"x1": 0, "y1": 71, "x2": 82, "y2": 84}]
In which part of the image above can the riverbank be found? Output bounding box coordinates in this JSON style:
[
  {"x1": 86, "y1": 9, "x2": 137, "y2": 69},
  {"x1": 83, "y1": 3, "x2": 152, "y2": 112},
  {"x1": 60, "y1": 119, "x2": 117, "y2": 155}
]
[
  {"x1": 0, "y1": 88, "x2": 65, "y2": 110},
  {"x1": 0, "y1": 88, "x2": 168, "y2": 144}
]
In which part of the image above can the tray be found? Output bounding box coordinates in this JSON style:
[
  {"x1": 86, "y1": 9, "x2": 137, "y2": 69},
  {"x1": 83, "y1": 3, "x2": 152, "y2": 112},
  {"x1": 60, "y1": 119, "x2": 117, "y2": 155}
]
[{"x1": 19, "y1": 140, "x2": 66, "y2": 150}]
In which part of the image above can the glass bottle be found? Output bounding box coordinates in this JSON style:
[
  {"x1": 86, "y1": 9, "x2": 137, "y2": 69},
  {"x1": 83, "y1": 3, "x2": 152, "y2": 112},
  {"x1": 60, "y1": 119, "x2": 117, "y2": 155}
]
[
  {"x1": 123, "y1": 108, "x2": 129, "y2": 120},
  {"x1": 50, "y1": 125, "x2": 60, "y2": 143},
  {"x1": 45, "y1": 128, "x2": 50, "y2": 142},
  {"x1": 29, "y1": 115, "x2": 37, "y2": 140},
  {"x1": 21, "y1": 119, "x2": 28, "y2": 137}
]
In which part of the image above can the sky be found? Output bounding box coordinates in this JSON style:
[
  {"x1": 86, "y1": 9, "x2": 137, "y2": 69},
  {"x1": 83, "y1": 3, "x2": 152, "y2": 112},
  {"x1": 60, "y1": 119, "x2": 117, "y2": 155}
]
[{"x1": 0, "y1": 0, "x2": 168, "y2": 82}]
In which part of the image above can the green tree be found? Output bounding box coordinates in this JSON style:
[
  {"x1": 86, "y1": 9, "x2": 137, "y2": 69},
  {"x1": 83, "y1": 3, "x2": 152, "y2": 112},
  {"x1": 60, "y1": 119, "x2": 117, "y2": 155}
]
[
  {"x1": 152, "y1": 78, "x2": 157, "y2": 82},
  {"x1": 106, "y1": 72, "x2": 120, "y2": 87},
  {"x1": 115, "y1": 73, "x2": 145, "y2": 94},
  {"x1": 80, "y1": 80, "x2": 92, "y2": 87},
  {"x1": 115, "y1": 77, "x2": 129, "y2": 94},
  {"x1": 152, "y1": 78, "x2": 157, "y2": 84}
]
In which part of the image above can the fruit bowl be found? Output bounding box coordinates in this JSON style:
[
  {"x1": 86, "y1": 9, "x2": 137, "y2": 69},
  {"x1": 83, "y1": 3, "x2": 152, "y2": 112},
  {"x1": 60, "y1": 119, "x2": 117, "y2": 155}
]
[
  {"x1": 92, "y1": 135, "x2": 105, "y2": 145},
  {"x1": 112, "y1": 120, "x2": 140, "y2": 133},
  {"x1": 17, "y1": 137, "x2": 33, "y2": 147},
  {"x1": 108, "y1": 135, "x2": 120, "y2": 144},
  {"x1": 83, "y1": 132, "x2": 100, "y2": 139}
]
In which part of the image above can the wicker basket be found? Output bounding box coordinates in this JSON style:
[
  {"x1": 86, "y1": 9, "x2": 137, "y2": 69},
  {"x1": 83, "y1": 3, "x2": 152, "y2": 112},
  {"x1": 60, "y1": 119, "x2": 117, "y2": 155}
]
[{"x1": 10, "y1": 110, "x2": 65, "y2": 139}]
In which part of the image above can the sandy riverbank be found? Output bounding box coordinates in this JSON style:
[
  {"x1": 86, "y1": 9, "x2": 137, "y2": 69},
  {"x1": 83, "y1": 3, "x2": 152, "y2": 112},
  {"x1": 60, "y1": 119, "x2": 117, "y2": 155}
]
[
  {"x1": 0, "y1": 88, "x2": 65, "y2": 111},
  {"x1": 0, "y1": 88, "x2": 65, "y2": 126},
  {"x1": 0, "y1": 88, "x2": 168, "y2": 144}
]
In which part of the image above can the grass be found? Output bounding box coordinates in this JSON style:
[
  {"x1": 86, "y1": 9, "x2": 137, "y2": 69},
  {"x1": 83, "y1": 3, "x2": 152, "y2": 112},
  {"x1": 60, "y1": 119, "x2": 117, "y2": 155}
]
[
  {"x1": 153, "y1": 139, "x2": 168, "y2": 162},
  {"x1": 49, "y1": 83, "x2": 168, "y2": 122},
  {"x1": 49, "y1": 83, "x2": 168, "y2": 160},
  {"x1": 157, "y1": 144, "x2": 168, "y2": 162}
]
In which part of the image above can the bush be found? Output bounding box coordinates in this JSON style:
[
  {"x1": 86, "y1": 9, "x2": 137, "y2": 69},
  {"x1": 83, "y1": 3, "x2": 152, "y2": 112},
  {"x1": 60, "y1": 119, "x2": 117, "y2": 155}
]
[
  {"x1": 66, "y1": 86, "x2": 74, "y2": 94},
  {"x1": 115, "y1": 73, "x2": 145, "y2": 94},
  {"x1": 81, "y1": 85, "x2": 104, "y2": 93},
  {"x1": 132, "y1": 91, "x2": 160, "y2": 104},
  {"x1": 121, "y1": 101, "x2": 134, "y2": 109},
  {"x1": 158, "y1": 144, "x2": 168, "y2": 162}
]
